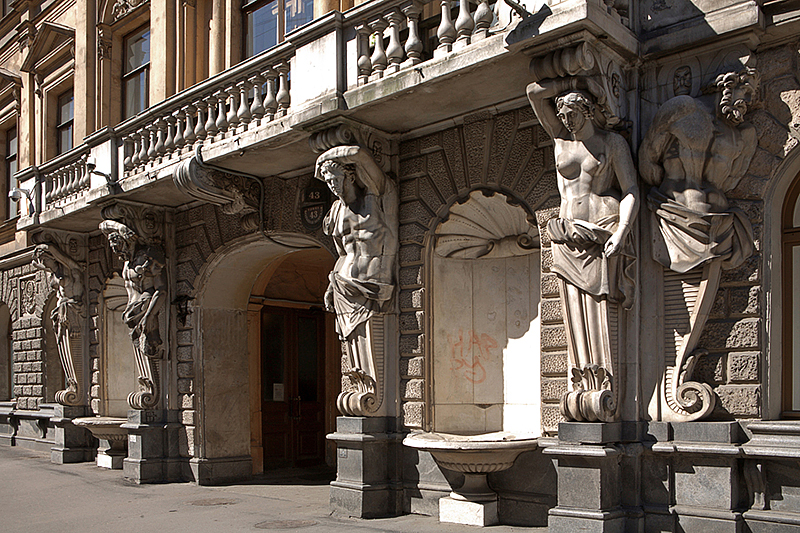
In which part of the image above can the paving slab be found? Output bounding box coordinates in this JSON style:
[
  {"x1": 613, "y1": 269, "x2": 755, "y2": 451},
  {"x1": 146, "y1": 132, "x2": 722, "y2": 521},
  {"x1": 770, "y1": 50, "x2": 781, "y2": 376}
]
[{"x1": 0, "y1": 445, "x2": 548, "y2": 533}]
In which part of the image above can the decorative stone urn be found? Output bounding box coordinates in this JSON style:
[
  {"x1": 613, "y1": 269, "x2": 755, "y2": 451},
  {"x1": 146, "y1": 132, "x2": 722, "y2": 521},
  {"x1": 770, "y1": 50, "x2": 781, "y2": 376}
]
[
  {"x1": 73, "y1": 417, "x2": 128, "y2": 469},
  {"x1": 403, "y1": 431, "x2": 538, "y2": 526}
]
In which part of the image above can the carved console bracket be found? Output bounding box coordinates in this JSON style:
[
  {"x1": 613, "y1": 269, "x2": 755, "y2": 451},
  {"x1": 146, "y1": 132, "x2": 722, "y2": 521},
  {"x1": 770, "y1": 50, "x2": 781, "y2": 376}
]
[
  {"x1": 30, "y1": 229, "x2": 87, "y2": 407},
  {"x1": 99, "y1": 202, "x2": 167, "y2": 411},
  {"x1": 306, "y1": 119, "x2": 395, "y2": 175}
]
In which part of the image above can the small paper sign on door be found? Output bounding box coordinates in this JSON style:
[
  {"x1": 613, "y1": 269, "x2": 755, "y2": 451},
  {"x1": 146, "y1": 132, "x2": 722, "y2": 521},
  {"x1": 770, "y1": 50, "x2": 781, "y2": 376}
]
[{"x1": 273, "y1": 383, "x2": 285, "y2": 402}]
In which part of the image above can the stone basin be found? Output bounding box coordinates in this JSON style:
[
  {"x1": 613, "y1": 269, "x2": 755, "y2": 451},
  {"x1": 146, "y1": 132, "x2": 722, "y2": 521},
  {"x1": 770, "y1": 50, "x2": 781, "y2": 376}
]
[
  {"x1": 403, "y1": 431, "x2": 538, "y2": 501},
  {"x1": 73, "y1": 417, "x2": 128, "y2": 469}
]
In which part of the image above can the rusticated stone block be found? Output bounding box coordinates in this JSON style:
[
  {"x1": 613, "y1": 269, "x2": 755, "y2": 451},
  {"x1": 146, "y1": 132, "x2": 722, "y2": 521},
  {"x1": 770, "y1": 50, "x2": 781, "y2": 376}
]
[
  {"x1": 399, "y1": 243, "x2": 422, "y2": 264},
  {"x1": 399, "y1": 334, "x2": 423, "y2": 354},
  {"x1": 403, "y1": 401, "x2": 424, "y2": 428},
  {"x1": 728, "y1": 286, "x2": 760, "y2": 316},
  {"x1": 728, "y1": 352, "x2": 760, "y2": 382},
  {"x1": 181, "y1": 410, "x2": 195, "y2": 425},
  {"x1": 541, "y1": 325, "x2": 567, "y2": 351},
  {"x1": 541, "y1": 378, "x2": 567, "y2": 402},
  {"x1": 177, "y1": 378, "x2": 193, "y2": 394},
  {"x1": 693, "y1": 353, "x2": 724, "y2": 384},
  {"x1": 698, "y1": 318, "x2": 760, "y2": 350},
  {"x1": 177, "y1": 362, "x2": 194, "y2": 378},
  {"x1": 716, "y1": 385, "x2": 760, "y2": 417},
  {"x1": 403, "y1": 379, "x2": 424, "y2": 400},
  {"x1": 540, "y1": 299, "x2": 562, "y2": 324},
  {"x1": 541, "y1": 352, "x2": 568, "y2": 375},
  {"x1": 541, "y1": 405, "x2": 563, "y2": 434},
  {"x1": 399, "y1": 288, "x2": 424, "y2": 310},
  {"x1": 399, "y1": 266, "x2": 423, "y2": 287},
  {"x1": 399, "y1": 311, "x2": 423, "y2": 333},
  {"x1": 400, "y1": 356, "x2": 424, "y2": 378},
  {"x1": 180, "y1": 393, "x2": 194, "y2": 409},
  {"x1": 541, "y1": 273, "x2": 560, "y2": 298},
  {"x1": 541, "y1": 248, "x2": 553, "y2": 272},
  {"x1": 176, "y1": 346, "x2": 193, "y2": 362}
]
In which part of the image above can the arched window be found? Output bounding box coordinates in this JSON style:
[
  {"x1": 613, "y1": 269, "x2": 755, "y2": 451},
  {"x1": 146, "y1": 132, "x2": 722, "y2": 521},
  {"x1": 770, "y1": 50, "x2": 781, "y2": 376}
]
[{"x1": 782, "y1": 173, "x2": 800, "y2": 415}]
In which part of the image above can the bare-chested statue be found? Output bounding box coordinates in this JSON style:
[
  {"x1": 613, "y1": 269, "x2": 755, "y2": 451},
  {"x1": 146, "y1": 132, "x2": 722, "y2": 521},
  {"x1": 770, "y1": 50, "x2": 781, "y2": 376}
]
[
  {"x1": 639, "y1": 68, "x2": 758, "y2": 421},
  {"x1": 527, "y1": 76, "x2": 639, "y2": 422},
  {"x1": 32, "y1": 243, "x2": 84, "y2": 406},
  {"x1": 100, "y1": 219, "x2": 166, "y2": 410},
  {"x1": 315, "y1": 145, "x2": 398, "y2": 417}
]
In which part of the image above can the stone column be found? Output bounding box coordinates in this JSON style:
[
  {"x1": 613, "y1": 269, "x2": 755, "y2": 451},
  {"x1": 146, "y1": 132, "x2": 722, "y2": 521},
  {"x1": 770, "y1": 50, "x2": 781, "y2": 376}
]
[
  {"x1": 150, "y1": 0, "x2": 177, "y2": 103},
  {"x1": 224, "y1": 0, "x2": 241, "y2": 69},
  {"x1": 327, "y1": 417, "x2": 403, "y2": 518},
  {"x1": 209, "y1": 0, "x2": 226, "y2": 76},
  {"x1": 182, "y1": 0, "x2": 197, "y2": 89},
  {"x1": 73, "y1": 0, "x2": 96, "y2": 141}
]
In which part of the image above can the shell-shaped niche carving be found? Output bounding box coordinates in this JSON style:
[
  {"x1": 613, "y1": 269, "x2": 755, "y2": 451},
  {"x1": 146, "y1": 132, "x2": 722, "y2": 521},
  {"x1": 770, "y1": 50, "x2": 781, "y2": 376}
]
[{"x1": 435, "y1": 191, "x2": 539, "y2": 259}]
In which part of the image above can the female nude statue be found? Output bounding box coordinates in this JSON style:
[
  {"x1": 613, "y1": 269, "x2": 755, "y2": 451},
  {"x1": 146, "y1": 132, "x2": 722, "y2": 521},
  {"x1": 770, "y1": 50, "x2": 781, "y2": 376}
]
[{"x1": 527, "y1": 76, "x2": 639, "y2": 422}]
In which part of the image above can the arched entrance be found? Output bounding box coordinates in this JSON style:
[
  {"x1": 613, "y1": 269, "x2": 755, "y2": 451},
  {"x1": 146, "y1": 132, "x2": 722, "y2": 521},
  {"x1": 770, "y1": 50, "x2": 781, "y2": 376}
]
[{"x1": 191, "y1": 235, "x2": 338, "y2": 482}]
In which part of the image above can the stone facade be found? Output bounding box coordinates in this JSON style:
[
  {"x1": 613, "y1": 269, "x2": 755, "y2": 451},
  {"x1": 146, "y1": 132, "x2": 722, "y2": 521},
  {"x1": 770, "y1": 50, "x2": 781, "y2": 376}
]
[{"x1": 0, "y1": 0, "x2": 799, "y2": 531}]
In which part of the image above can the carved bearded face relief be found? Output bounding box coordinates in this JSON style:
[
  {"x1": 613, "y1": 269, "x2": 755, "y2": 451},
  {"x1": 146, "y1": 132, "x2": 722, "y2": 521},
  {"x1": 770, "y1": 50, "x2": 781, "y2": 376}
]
[
  {"x1": 673, "y1": 66, "x2": 692, "y2": 96},
  {"x1": 715, "y1": 70, "x2": 757, "y2": 126}
]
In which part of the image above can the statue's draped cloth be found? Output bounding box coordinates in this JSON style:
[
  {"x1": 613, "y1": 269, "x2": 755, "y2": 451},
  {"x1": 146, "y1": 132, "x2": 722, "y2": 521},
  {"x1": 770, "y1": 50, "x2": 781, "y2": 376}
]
[
  {"x1": 328, "y1": 272, "x2": 393, "y2": 339},
  {"x1": 547, "y1": 215, "x2": 636, "y2": 310},
  {"x1": 648, "y1": 188, "x2": 754, "y2": 274}
]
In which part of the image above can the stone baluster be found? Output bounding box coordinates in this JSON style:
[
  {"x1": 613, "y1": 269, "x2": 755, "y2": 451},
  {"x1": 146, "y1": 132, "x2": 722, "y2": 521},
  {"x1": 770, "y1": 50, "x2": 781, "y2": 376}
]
[
  {"x1": 44, "y1": 174, "x2": 53, "y2": 203},
  {"x1": 154, "y1": 119, "x2": 167, "y2": 158},
  {"x1": 472, "y1": 0, "x2": 492, "y2": 41},
  {"x1": 215, "y1": 91, "x2": 228, "y2": 132},
  {"x1": 356, "y1": 24, "x2": 372, "y2": 86},
  {"x1": 386, "y1": 10, "x2": 405, "y2": 74},
  {"x1": 164, "y1": 116, "x2": 176, "y2": 156},
  {"x1": 403, "y1": 3, "x2": 423, "y2": 66},
  {"x1": 436, "y1": 0, "x2": 456, "y2": 57},
  {"x1": 237, "y1": 80, "x2": 252, "y2": 127},
  {"x1": 131, "y1": 132, "x2": 141, "y2": 168},
  {"x1": 194, "y1": 100, "x2": 207, "y2": 141},
  {"x1": 275, "y1": 62, "x2": 290, "y2": 117},
  {"x1": 455, "y1": 0, "x2": 474, "y2": 48},
  {"x1": 226, "y1": 86, "x2": 240, "y2": 130},
  {"x1": 173, "y1": 110, "x2": 185, "y2": 152},
  {"x1": 263, "y1": 69, "x2": 278, "y2": 121},
  {"x1": 69, "y1": 163, "x2": 78, "y2": 194},
  {"x1": 147, "y1": 124, "x2": 158, "y2": 162},
  {"x1": 51, "y1": 171, "x2": 60, "y2": 201},
  {"x1": 63, "y1": 166, "x2": 73, "y2": 197},
  {"x1": 138, "y1": 127, "x2": 150, "y2": 164},
  {"x1": 249, "y1": 73, "x2": 265, "y2": 124},
  {"x1": 57, "y1": 169, "x2": 67, "y2": 199},
  {"x1": 185, "y1": 104, "x2": 198, "y2": 144},
  {"x1": 123, "y1": 137, "x2": 133, "y2": 171},
  {"x1": 80, "y1": 157, "x2": 90, "y2": 189},
  {"x1": 205, "y1": 95, "x2": 218, "y2": 138},
  {"x1": 369, "y1": 17, "x2": 389, "y2": 79}
]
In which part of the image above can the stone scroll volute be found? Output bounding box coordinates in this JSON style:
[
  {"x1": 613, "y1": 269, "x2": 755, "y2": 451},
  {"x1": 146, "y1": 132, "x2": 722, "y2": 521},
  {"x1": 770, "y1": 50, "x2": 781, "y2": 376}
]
[{"x1": 527, "y1": 42, "x2": 639, "y2": 423}]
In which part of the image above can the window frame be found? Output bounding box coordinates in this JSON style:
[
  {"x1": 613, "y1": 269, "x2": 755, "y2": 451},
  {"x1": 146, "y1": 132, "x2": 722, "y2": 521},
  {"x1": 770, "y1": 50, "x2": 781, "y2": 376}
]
[
  {"x1": 242, "y1": 0, "x2": 314, "y2": 59},
  {"x1": 781, "y1": 174, "x2": 800, "y2": 417},
  {"x1": 121, "y1": 25, "x2": 151, "y2": 120},
  {"x1": 56, "y1": 89, "x2": 74, "y2": 156},
  {"x1": 5, "y1": 125, "x2": 16, "y2": 220}
]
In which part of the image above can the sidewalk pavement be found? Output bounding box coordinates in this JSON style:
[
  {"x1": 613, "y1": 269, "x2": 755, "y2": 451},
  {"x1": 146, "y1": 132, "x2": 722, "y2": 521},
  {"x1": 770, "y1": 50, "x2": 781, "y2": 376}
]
[{"x1": 0, "y1": 445, "x2": 549, "y2": 533}]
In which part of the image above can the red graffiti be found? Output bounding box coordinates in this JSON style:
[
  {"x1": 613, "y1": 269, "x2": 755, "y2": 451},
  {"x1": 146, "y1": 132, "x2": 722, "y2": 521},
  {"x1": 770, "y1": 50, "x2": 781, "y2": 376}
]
[{"x1": 448, "y1": 329, "x2": 498, "y2": 384}]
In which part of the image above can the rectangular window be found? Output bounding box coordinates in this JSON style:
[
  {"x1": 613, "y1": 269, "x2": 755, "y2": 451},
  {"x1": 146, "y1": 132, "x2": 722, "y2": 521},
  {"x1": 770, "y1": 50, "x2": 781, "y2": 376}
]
[
  {"x1": 123, "y1": 27, "x2": 150, "y2": 119},
  {"x1": 5, "y1": 127, "x2": 16, "y2": 219},
  {"x1": 244, "y1": 0, "x2": 313, "y2": 58},
  {"x1": 56, "y1": 91, "x2": 74, "y2": 155}
]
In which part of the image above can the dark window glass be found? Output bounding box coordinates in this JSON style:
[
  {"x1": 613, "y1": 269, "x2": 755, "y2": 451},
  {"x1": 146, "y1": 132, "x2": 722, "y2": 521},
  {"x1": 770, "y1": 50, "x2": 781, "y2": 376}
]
[
  {"x1": 56, "y1": 91, "x2": 73, "y2": 155},
  {"x1": 6, "y1": 127, "x2": 16, "y2": 219},
  {"x1": 123, "y1": 27, "x2": 150, "y2": 119},
  {"x1": 244, "y1": 0, "x2": 313, "y2": 58},
  {"x1": 261, "y1": 310, "x2": 285, "y2": 402}
]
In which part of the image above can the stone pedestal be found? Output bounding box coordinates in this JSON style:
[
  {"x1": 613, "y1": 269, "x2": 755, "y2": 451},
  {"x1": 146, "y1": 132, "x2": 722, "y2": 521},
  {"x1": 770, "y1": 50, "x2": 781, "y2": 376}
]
[
  {"x1": 50, "y1": 405, "x2": 95, "y2": 464},
  {"x1": 545, "y1": 422, "x2": 625, "y2": 533},
  {"x1": 122, "y1": 409, "x2": 183, "y2": 484},
  {"x1": 327, "y1": 416, "x2": 402, "y2": 518},
  {"x1": 439, "y1": 496, "x2": 498, "y2": 526}
]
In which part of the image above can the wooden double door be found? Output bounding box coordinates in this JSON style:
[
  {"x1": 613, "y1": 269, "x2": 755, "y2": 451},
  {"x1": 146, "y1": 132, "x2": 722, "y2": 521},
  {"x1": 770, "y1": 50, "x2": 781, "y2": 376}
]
[{"x1": 261, "y1": 306, "x2": 326, "y2": 468}]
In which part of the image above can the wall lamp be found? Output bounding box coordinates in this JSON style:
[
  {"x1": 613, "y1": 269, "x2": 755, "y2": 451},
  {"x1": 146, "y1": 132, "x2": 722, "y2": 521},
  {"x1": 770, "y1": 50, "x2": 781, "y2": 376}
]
[{"x1": 86, "y1": 156, "x2": 114, "y2": 185}]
